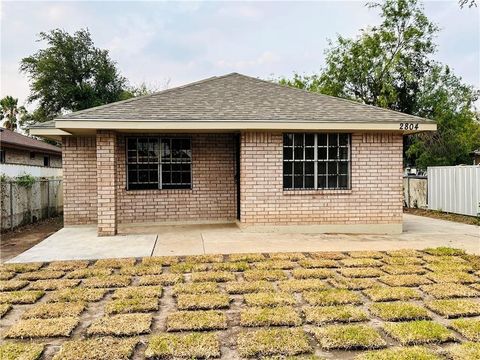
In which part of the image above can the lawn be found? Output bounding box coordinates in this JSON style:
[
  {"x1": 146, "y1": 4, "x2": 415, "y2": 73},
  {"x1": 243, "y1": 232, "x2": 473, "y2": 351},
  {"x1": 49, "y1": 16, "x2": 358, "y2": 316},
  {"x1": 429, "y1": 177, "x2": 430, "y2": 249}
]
[{"x1": 0, "y1": 247, "x2": 479, "y2": 359}]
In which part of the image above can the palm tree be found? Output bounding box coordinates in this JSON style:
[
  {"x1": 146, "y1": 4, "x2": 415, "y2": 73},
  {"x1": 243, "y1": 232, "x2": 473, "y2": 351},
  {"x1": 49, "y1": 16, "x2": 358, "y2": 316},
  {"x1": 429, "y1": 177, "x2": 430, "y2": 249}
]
[{"x1": 0, "y1": 96, "x2": 26, "y2": 131}]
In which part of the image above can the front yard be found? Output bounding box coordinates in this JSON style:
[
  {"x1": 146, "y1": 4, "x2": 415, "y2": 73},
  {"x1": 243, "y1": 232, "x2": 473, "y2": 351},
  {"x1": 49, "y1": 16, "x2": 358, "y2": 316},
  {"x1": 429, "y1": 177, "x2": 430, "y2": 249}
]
[{"x1": 0, "y1": 247, "x2": 479, "y2": 359}]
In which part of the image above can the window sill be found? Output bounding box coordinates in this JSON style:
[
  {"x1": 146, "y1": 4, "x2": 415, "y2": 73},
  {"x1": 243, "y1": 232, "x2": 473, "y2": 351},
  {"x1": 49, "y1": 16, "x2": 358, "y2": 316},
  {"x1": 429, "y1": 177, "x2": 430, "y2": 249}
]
[
  {"x1": 283, "y1": 189, "x2": 352, "y2": 195},
  {"x1": 124, "y1": 188, "x2": 192, "y2": 194}
]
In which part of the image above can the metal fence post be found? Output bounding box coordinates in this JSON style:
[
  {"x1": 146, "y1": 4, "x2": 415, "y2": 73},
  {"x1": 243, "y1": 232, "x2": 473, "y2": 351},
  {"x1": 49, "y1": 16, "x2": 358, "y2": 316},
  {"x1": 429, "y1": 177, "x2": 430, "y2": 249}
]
[
  {"x1": 47, "y1": 180, "x2": 50, "y2": 218},
  {"x1": 9, "y1": 182, "x2": 13, "y2": 231}
]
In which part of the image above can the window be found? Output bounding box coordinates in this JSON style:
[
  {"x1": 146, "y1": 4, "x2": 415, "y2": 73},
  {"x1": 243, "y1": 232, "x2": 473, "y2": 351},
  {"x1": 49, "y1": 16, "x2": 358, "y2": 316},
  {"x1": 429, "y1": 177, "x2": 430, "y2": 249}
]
[
  {"x1": 283, "y1": 133, "x2": 350, "y2": 190},
  {"x1": 30, "y1": 152, "x2": 35, "y2": 159},
  {"x1": 43, "y1": 156, "x2": 50, "y2": 167},
  {"x1": 126, "y1": 137, "x2": 191, "y2": 190},
  {"x1": 0, "y1": 150, "x2": 5, "y2": 164}
]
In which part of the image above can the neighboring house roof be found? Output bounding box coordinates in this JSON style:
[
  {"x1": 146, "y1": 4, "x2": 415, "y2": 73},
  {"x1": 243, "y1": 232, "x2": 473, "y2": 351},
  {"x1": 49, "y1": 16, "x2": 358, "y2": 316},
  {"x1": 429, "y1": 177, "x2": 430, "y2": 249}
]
[
  {"x1": 470, "y1": 149, "x2": 480, "y2": 156},
  {"x1": 0, "y1": 128, "x2": 61, "y2": 154}
]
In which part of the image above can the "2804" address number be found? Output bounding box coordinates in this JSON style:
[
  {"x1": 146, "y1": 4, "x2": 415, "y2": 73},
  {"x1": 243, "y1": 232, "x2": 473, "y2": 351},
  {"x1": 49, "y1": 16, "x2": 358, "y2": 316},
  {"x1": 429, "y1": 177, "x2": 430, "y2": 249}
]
[{"x1": 399, "y1": 123, "x2": 419, "y2": 130}]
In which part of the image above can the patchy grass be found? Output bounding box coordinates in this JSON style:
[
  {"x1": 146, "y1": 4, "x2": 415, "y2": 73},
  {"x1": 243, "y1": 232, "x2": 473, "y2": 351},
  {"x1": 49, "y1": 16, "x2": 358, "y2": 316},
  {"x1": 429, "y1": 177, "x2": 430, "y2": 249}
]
[
  {"x1": 382, "y1": 265, "x2": 426, "y2": 275},
  {"x1": 0, "y1": 270, "x2": 15, "y2": 280},
  {"x1": 48, "y1": 288, "x2": 107, "y2": 302},
  {"x1": 0, "y1": 342, "x2": 44, "y2": 360},
  {"x1": 254, "y1": 260, "x2": 296, "y2": 270},
  {"x1": 229, "y1": 253, "x2": 266, "y2": 262},
  {"x1": 119, "y1": 264, "x2": 163, "y2": 276},
  {"x1": 298, "y1": 259, "x2": 338, "y2": 268},
  {"x1": 383, "y1": 320, "x2": 454, "y2": 345},
  {"x1": 244, "y1": 269, "x2": 287, "y2": 281},
  {"x1": 145, "y1": 332, "x2": 220, "y2": 359},
  {"x1": 278, "y1": 279, "x2": 328, "y2": 292},
  {"x1": 340, "y1": 258, "x2": 383, "y2": 268},
  {"x1": 450, "y1": 318, "x2": 480, "y2": 341},
  {"x1": 2, "y1": 262, "x2": 43, "y2": 273},
  {"x1": 172, "y1": 282, "x2": 219, "y2": 295},
  {"x1": 46, "y1": 260, "x2": 89, "y2": 271},
  {"x1": 362, "y1": 287, "x2": 422, "y2": 302},
  {"x1": 329, "y1": 277, "x2": 378, "y2": 290},
  {"x1": 29, "y1": 279, "x2": 80, "y2": 291},
  {"x1": 444, "y1": 342, "x2": 480, "y2": 360},
  {"x1": 176, "y1": 293, "x2": 230, "y2": 310},
  {"x1": 240, "y1": 306, "x2": 301, "y2": 327},
  {"x1": 339, "y1": 267, "x2": 385, "y2": 278},
  {"x1": 244, "y1": 292, "x2": 296, "y2": 307},
  {"x1": 211, "y1": 261, "x2": 249, "y2": 272},
  {"x1": 65, "y1": 268, "x2": 113, "y2": 279},
  {"x1": 142, "y1": 256, "x2": 179, "y2": 265},
  {"x1": 190, "y1": 271, "x2": 236, "y2": 283},
  {"x1": 4, "y1": 317, "x2": 79, "y2": 338},
  {"x1": 269, "y1": 252, "x2": 306, "y2": 261},
  {"x1": 185, "y1": 254, "x2": 224, "y2": 263},
  {"x1": 0, "y1": 279, "x2": 29, "y2": 291},
  {"x1": 369, "y1": 301, "x2": 430, "y2": 321},
  {"x1": 93, "y1": 258, "x2": 136, "y2": 268},
  {"x1": 22, "y1": 302, "x2": 85, "y2": 319},
  {"x1": 137, "y1": 274, "x2": 184, "y2": 286},
  {"x1": 423, "y1": 255, "x2": 467, "y2": 263},
  {"x1": 18, "y1": 270, "x2": 65, "y2": 280},
  {"x1": 87, "y1": 313, "x2": 152, "y2": 336},
  {"x1": 105, "y1": 297, "x2": 159, "y2": 314},
  {"x1": 303, "y1": 305, "x2": 368, "y2": 324},
  {"x1": 382, "y1": 256, "x2": 424, "y2": 265},
  {"x1": 166, "y1": 310, "x2": 227, "y2": 331},
  {"x1": 348, "y1": 251, "x2": 384, "y2": 259},
  {"x1": 386, "y1": 249, "x2": 423, "y2": 258},
  {"x1": 292, "y1": 268, "x2": 334, "y2": 279},
  {"x1": 356, "y1": 346, "x2": 441, "y2": 360},
  {"x1": 0, "y1": 303, "x2": 12, "y2": 318},
  {"x1": 303, "y1": 289, "x2": 362, "y2": 306},
  {"x1": 312, "y1": 324, "x2": 386, "y2": 350},
  {"x1": 82, "y1": 275, "x2": 131, "y2": 288},
  {"x1": 425, "y1": 262, "x2": 474, "y2": 273},
  {"x1": 225, "y1": 280, "x2": 274, "y2": 294},
  {"x1": 111, "y1": 286, "x2": 162, "y2": 299},
  {"x1": 462, "y1": 254, "x2": 480, "y2": 270},
  {"x1": 170, "y1": 263, "x2": 209, "y2": 273},
  {"x1": 424, "y1": 247, "x2": 466, "y2": 256},
  {"x1": 421, "y1": 283, "x2": 480, "y2": 299},
  {"x1": 0, "y1": 290, "x2": 44, "y2": 304},
  {"x1": 311, "y1": 252, "x2": 346, "y2": 260},
  {"x1": 379, "y1": 274, "x2": 432, "y2": 287},
  {"x1": 52, "y1": 337, "x2": 139, "y2": 360},
  {"x1": 237, "y1": 328, "x2": 312, "y2": 357},
  {"x1": 425, "y1": 299, "x2": 480, "y2": 318}
]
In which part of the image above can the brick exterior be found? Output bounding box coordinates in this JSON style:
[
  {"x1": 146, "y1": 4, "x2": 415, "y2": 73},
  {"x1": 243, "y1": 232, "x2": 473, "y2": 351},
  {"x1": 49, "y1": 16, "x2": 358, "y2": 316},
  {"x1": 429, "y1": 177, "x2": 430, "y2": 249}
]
[
  {"x1": 97, "y1": 131, "x2": 117, "y2": 235},
  {"x1": 3, "y1": 147, "x2": 62, "y2": 167},
  {"x1": 239, "y1": 132, "x2": 403, "y2": 226}
]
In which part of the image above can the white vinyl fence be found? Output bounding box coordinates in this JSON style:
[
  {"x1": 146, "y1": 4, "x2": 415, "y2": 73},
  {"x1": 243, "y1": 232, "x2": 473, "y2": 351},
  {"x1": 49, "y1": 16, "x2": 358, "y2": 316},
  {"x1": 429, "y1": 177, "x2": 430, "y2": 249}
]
[{"x1": 428, "y1": 166, "x2": 480, "y2": 217}]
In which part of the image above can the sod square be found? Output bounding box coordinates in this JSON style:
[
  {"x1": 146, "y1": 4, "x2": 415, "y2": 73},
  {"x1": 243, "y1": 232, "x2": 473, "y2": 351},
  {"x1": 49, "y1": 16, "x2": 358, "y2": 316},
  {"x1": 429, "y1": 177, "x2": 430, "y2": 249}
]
[
  {"x1": 329, "y1": 277, "x2": 378, "y2": 290},
  {"x1": 348, "y1": 251, "x2": 384, "y2": 259},
  {"x1": 119, "y1": 264, "x2": 163, "y2": 276},
  {"x1": 22, "y1": 301, "x2": 86, "y2": 319},
  {"x1": 303, "y1": 289, "x2": 362, "y2": 306},
  {"x1": 450, "y1": 318, "x2": 480, "y2": 341},
  {"x1": 383, "y1": 320, "x2": 455, "y2": 345},
  {"x1": 237, "y1": 328, "x2": 312, "y2": 357},
  {"x1": 292, "y1": 268, "x2": 334, "y2": 279},
  {"x1": 18, "y1": 270, "x2": 65, "y2": 280},
  {"x1": 170, "y1": 263, "x2": 209, "y2": 273},
  {"x1": 369, "y1": 301, "x2": 430, "y2": 321},
  {"x1": 244, "y1": 292, "x2": 296, "y2": 307},
  {"x1": 0, "y1": 290, "x2": 44, "y2": 304},
  {"x1": 261, "y1": 355, "x2": 323, "y2": 360},
  {"x1": 105, "y1": 297, "x2": 159, "y2": 314},
  {"x1": 4, "y1": 317, "x2": 79, "y2": 338},
  {"x1": 244, "y1": 269, "x2": 287, "y2": 281},
  {"x1": 312, "y1": 324, "x2": 386, "y2": 350},
  {"x1": 172, "y1": 282, "x2": 220, "y2": 295},
  {"x1": 142, "y1": 256, "x2": 179, "y2": 265},
  {"x1": 0, "y1": 270, "x2": 15, "y2": 280},
  {"x1": 303, "y1": 305, "x2": 369, "y2": 324},
  {"x1": 463, "y1": 254, "x2": 480, "y2": 270},
  {"x1": 340, "y1": 258, "x2": 383, "y2": 268},
  {"x1": 298, "y1": 259, "x2": 338, "y2": 268},
  {"x1": 423, "y1": 247, "x2": 466, "y2": 256},
  {"x1": 46, "y1": 260, "x2": 90, "y2": 271},
  {"x1": 166, "y1": 310, "x2": 227, "y2": 331},
  {"x1": 145, "y1": 332, "x2": 221, "y2": 359},
  {"x1": 52, "y1": 337, "x2": 139, "y2": 360},
  {"x1": 65, "y1": 268, "x2": 113, "y2": 279},
  {"x1": 427, "y1": 271, "x2": 478, "y2": 284},
  {"x1": 190, "y1": 271, "x2": 236, "y2": 283},
  {"x1": 138, "y1": 274, "x2": 184, "y2": 286},
  {"x1": 339, "y1": 268, "x2": 385, "y2": 278},
  {"x1": 254, "y1": 260, "x2": 296, "y2": 270},
  {"x1": 176, "y1": 293, "x2": 230, "y2": 310},
  {"x1": 48, "y1": 288, "x2": 107, "y2": 302},
  {"x1": 87, "y1": 313, "x2": 152, "y2": 336},
  {"x1": 29, "y1": 279, "x2": 80, "y2": 291},
  {"x1": 0, "y1": 342, "x2": 44, "y2": 360},
  {"x1": 210, "y1": 261, "x2": 249, "y2": 272},
  {"x1": 423, "y1": 254, "x2": 467, "y2": 263},
  {"x1": 278, "y1": 279, "x2": 328, "y2": 292},
  {"x1": 385, "y1": 249, "x2": 423, "y2": 257},
  {"x1": 379, "y1": 274, "x2": 432, "y2": 287},
  {"x1": 425, "y1": 299, "x2": 480, "y2": 318},
  {"x1": 185, "y1": 254, "x2": 224, "y2": 263},
  {"x1": 229, "y1": 253, "x2": 266, "y2": 262},
  {"x1": 362, "y1": 286, "x2": 422, "y2": 302},
  {"x1": 0, "y1": 303, "x2": 12, "y2": 318},
  {"x1": 470, "y1": 283, "x2": 480, "y2": 291},
  {"x1": 82, "y1": 275, "x2": 131, "y2": 288},
  {"x1": 421, "y1": 283, "x2": 480, "y2": 299},
  {"x1": 240, "y1": 306, "x2": 301, "y2": 327},
  {"x1": 269, "y1": 252, "x2": 306, "y2": 261},
  {"x1": 93, "y1": 258, "x2": 136, "y2": 268},
  {"x1": 112, "y1": 286, "x2": 162, "y2": 299},
  {"x1": 382, "y1": 265, "x2": 426, "y2": 275},
  {"x1": 382, "y1": 256, "x2": 424, "y2": 265},
  {"x1": 0, "y1": 280, "x2": 29, "y2": 291},
  {"x1": 356, "y1": 346, "x2": 441, "y2": 360},
  {"x1": 311, "y1": 252, "x2": 346, "y2": 260},
  {"x1": 444, "y1": 342, "x2": 480, "y2": 360},
  {"x1": 225, "y1": 280, "x2": 274, "y2": 294},
  {"x1": 426, "y1": 262, "x2": 474, "y2": 273},
  {"x1": 3, "y1": 262, "x2": 43, "y2": 273}
]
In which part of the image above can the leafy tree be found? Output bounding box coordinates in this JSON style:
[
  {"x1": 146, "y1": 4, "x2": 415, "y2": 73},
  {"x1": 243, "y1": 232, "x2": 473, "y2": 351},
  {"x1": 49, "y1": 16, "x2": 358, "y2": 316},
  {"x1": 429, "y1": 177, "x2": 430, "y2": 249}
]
[{"x1": 0, "y1": 96, "x2": 27, "y2": 131}]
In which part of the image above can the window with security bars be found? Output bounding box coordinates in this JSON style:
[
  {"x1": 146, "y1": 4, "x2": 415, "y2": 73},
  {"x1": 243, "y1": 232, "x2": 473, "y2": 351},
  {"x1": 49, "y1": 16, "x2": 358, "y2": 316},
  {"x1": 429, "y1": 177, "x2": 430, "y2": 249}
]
[
  {"x1": 126, "y1": 137, "x2": 191, "y2": 190},
  {"x1": 283, "y1": 133, "x2": 351, "y2": 190}
]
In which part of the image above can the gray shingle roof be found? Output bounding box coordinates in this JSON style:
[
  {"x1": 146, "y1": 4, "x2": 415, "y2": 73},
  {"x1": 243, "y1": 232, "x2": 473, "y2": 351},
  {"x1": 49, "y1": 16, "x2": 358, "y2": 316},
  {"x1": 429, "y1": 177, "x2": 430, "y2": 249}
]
[
  {"x1": 0, "y1": 128, "x2": 61, "y2": 154},
  {"x1": 56, "y1": 73, "x2": 432, "y2": 123}
]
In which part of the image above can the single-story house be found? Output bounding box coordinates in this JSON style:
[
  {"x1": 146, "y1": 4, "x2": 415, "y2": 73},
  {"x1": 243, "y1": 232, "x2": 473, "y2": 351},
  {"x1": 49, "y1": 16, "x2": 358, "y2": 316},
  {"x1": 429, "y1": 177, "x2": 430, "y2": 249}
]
[{"x1": 30, "y1": 73, "x2": 436, "y2": 236}]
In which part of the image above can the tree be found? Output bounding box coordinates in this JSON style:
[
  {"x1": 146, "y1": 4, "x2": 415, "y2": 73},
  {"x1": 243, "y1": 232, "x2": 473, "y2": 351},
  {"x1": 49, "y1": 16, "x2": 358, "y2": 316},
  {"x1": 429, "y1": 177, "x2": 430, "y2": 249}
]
[
  {"x1": 0, "y1": 96, "x2": 27, "y2": 131},
  {"x1": 20, "y1": 28, "x2": 128, "y2": 121}
]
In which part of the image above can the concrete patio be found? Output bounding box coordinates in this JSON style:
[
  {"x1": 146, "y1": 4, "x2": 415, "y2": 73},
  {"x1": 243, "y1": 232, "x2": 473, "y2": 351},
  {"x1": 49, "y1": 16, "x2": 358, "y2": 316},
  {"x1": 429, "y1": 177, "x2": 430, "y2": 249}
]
[{"x1": 5, "y1": 214, "x2": 479, "y2": 263}]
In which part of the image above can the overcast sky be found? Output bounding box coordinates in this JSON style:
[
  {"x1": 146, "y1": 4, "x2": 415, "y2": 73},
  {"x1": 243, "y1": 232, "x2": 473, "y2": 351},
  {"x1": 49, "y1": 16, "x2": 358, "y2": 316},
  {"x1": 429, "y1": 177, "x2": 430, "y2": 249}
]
[{"x1": 1, "y1": 1, "x2": 479, "y2": 111}]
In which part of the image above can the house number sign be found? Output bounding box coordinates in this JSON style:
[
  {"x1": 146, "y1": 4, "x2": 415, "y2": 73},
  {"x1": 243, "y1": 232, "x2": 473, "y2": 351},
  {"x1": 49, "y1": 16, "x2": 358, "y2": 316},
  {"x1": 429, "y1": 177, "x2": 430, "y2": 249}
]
[{"x1": 399, "y1": 123, "x2": 419, "y2": 130}]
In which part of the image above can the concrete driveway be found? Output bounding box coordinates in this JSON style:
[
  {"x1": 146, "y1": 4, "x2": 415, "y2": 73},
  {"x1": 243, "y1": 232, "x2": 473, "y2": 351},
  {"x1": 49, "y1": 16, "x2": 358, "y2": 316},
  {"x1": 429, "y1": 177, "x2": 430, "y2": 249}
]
[{"x1": 5, "y1": 214, "x2": 479, "y2": 263}]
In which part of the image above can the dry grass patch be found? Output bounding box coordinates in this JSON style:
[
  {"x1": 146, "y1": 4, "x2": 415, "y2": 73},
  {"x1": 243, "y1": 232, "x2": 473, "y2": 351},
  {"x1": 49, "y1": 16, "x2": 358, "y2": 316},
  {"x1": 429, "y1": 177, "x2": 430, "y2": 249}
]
[
  {"x1": 210, "y1": 261, "x2": 249, "y2": 272},
  {"x1": 0, "y1": 290, "x2": 44, "y2": 304},
  {"x1": 444, "y1": 342, "x2": 480, "y2": 360},
  {"x1": 87, "y1": 313, "x2": 152, "y2": 336},
  {"x1": 166, "y1": 310, "x2": 227, "y2": 331},
  {"x1": 379, "y1": 274, "x2": 432, "y2": 287},
  {"x1": 240, "y1": 306, "x2": 301, "y2": 326},
  {"x1": 340, "y1": 258, "x2": 383, "y2": 268},
  {"x1": 356, "y1": 346, "x2": 441, "y2": 360},
  {"x1": 269, "y1": 252, "x2": 306, "y2": 261},
  {"x1": 428, "y1": 271, "x2": 478, "y2": 284},
  {"x1": 48, "y1": 288, "x2": 107, "y2": 302},
  {"x1": 298, "y1": 259, "x2": 338, "y2": 268},
  {"x1": 0, "y1": 270, "x2": 15, "y2": 280},
  {"x1": 29, "y1": 279, "x2": 80, "y2": 291},
  {"x1": 190, "y1": 271, "x2": 236, "y2": 283},
  {"x1": 426, "y1": 262, "x2": 474, "y2": 273},
  {"x1": 450, "y1": 318, "x2": 480, "y2": 341},
  {"x1": 329, "y1": 277, "x2": 378, "y2": 290},
  {"x1": 177, "y1": 293, "x2": 230, "y2": 310},
  {"x1": 112, "y1": 286, "x2": 162, "y2": 299},
  {"x1": 0, "y1": 280, "x2": 29, "y2": 291},
  {"x1": 423, "y1": 254, "x2": 467, "y2": 263},
  {"x1": 292, "y1": 268, "x2": 334, "y2": 279},
  {"x1": 386, "y1": 249, "x2": 422, "y2": 257},
  {"x1": 18, "y1": 270, "x2": 64, "y2": 280},
  {"x1": 382, "y1": 265, "x2": 426, "y2": 275},
  {"x1": 278, "y1": 279, "x2": 328, "y2": 292},
  {"x1": 363, "y1": 286, "x2": 422, "y2": 302},
  {"x1": 312, "y1": 324, "x2": 386, "y2": 350},
  {"x1": 303, "y1": 289, "x2": 362, "y2": 306},
  {"x1": 22, "y1": 301, "x2": 85, "y2": 319},
  {"x1": 339, "y1": 267, "x2": 385, "y2": 278},
  {"x1": 138, "y1": 274, "x2": 184, "y2": 286},
  {"x1": 4, "y1": 317, "x2": 79, "y2": 338},
  {"x1": 0, "y1": 303, "x2": 12, "y2": 317},
  {"x1": 426, "y1": 299, "x2": 480, "y2": 318},
  {"x1": 119, "y1": 264, "x2": 163, "y2": 276},
  {"x1": 225, "y1": 280, "x2": 274, "y2": 294},
  {"x1": 105, "y1": 297, "x2": 159, "y2": 314},
  {"x1": 311, "y1": 252, "x2": 346, "y2": 260},
  {"x1": 170, "y1": 263, "x2": 209, "y2": 273},
  {"x1": 244, "y1": 292, "x2": 296, "y2": 307},
  {"x1": 470, "y1": 283, "x2": 480, "y2": 291},
  {"x1": 424, "y1": 247, "x2": 466, "y2": 256},
  {"x1": 185, "y1": 254, "x2": 224, "y2": 263},
  {"x1": 462, "y1": 254, "x2": 480, "y2": 270},
  {"x1": 383, "y1": 320, "x2": 454, "y2": 345},
  {"x1": 244, "y1": 269, "x2": 287, "y2": 281},
  {"x1": 65, "y1": 268, "x2": 113, "y2": 279},
  {"x1": 348, "y1": 251, "x2": 384, "y2": 259},
  {"x1": 237, "y1": 328, "x2": 312, "y2": 357},
  {"x1": 3, "y1": 262, "x2": 43, "y2": 273},
  {"x1": 304, "y1": 305, "x2": 368, "y2": 324},
  {"x1": 229, "y1": 253, "x2": 266, "y2": 262},
  {"x1": 52, "y1": 337, "x2": 138, "y2": 360},
  {"x1": 0, "y1": 342, "x2": 44, "y2": 360},
  {"x1": 145, "y1": 332, "x2": 220, "y2": 359},
  {"x1": 142, "y1": 256, "x2": 179, "y2": 265},
  {"x1": 369, "y1": 301, "x2": 430, "y2": 321},
  {"x1": 46, "y1": 260, "x2": 89, "y2": 271},
  {"x1": 172, "y1": 282, "x2": 219, "y2": 295},
  {"x1": 93, "y1": 258, "x2": 136, "y2": 268},
  {"x1": 254, "y1": 260, "x2": 296, "y2": 270},
  {"x1": 421, "y1": 283, "x2": 480, "y2": 299},
  {"x1": 382, "y1": 256, "x2": 424, "y2": 266},
  {"x1": 82, "y1": 275, "x2": 131, "y2": 288}
]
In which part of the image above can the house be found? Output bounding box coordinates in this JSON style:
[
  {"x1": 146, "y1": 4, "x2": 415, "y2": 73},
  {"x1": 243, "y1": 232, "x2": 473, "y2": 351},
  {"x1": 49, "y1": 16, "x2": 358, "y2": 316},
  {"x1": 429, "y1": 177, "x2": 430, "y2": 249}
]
[
  {"x1": 30, "y1": 73, "x2": 436, "y2": 236},
  {"x1": 470, "y1": 149, "x2": 480, "y2": 165}
]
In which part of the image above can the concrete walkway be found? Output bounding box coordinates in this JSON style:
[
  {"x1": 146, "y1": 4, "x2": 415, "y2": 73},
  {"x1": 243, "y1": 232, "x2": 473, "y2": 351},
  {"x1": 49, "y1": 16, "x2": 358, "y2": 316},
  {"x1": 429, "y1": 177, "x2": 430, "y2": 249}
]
[{"x1": 6, "y1": 214, "x2": 479, "y2": 263}]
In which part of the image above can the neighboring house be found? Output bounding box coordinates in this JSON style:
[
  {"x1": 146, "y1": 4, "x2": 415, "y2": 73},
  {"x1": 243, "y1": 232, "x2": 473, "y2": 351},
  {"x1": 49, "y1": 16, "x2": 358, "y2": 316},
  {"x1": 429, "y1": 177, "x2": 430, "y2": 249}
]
[
  {"x1": 0, "y1": 128, "x2": 62, "y2": 178},
  {"x1": 30, "y1": 73, "x2": 436, "y2": 236},
  {"x1": 470, "y1": 149, "x2": 480, "y2": 165}
]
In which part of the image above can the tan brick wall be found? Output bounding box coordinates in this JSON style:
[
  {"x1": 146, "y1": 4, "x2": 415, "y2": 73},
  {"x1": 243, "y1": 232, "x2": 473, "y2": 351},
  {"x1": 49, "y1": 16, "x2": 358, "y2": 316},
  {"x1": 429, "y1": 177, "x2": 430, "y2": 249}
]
[
  {"x1": 62, "y1": 136, "x2": 97, "y2": 225},
  {"x1": 97, "y1": 130, "x2": 117, "y2": 235},
  {"x1": 239, "y1": 132, "x2": 403, "y2": 225}
]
